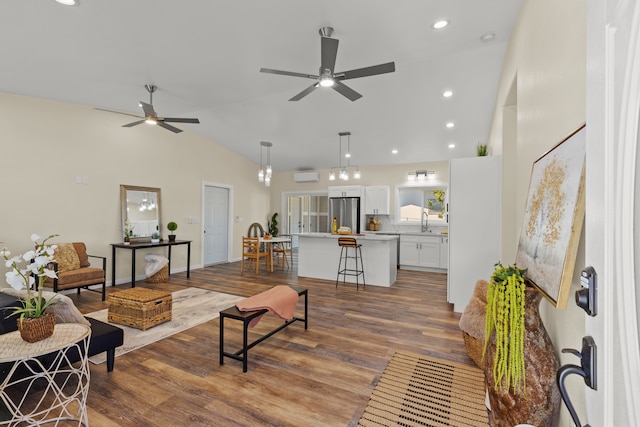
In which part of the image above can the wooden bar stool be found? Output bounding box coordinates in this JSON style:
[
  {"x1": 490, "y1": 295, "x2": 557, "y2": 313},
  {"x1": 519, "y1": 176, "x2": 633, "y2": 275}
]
[{"x1": 336, "y1": 237, "x2": 365, "y2": 290}]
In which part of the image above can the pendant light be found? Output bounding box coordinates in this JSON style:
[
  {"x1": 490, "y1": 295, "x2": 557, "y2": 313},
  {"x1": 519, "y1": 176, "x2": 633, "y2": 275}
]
[
  {"x1": 329, "y1": 132, "x2": 361, "y2": 181},
  {"x1": 258, "y1": 141, "x2": 273, "y2": 187}
]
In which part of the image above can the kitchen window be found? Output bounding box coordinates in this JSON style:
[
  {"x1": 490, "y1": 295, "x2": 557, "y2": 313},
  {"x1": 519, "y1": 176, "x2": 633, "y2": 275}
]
[{"x1": 396, "y1": 186, "x2": 447, "y2": 223}]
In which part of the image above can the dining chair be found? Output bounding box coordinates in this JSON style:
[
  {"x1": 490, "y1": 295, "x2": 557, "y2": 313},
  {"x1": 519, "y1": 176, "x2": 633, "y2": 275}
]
[
  {"x1": 273, "y1": 235, "x2": 293, "y2": 269},
  {"x1": 241, "y1": 236, "x2": 268, "y2": 274}
]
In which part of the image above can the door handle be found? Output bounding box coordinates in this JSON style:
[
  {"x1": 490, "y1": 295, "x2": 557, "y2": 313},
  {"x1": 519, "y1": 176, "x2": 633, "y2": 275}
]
[{"x1": 557, "y1": 336, "x2": 597, "y2": 427}]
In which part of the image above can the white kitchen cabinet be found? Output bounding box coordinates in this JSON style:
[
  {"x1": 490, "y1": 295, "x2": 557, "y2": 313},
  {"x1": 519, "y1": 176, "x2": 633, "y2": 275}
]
[
  {"x1": 399, "y1": 235, "x2": 441, "y2": 268},
  {"x1": 439, "y1": 236, "x2": 449, "y2": 268},
  {"x1": 328, "y1": 185, "x2": 363, "y2": 198},
  {"x1": 364, "y1": 186, "x2": 390, "y2": 215}
]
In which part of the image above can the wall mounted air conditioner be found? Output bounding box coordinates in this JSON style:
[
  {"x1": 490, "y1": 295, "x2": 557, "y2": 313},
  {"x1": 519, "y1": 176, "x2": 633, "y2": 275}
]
[{"x1": 293, "y1": 172, "x2": 320, "y2": 183}]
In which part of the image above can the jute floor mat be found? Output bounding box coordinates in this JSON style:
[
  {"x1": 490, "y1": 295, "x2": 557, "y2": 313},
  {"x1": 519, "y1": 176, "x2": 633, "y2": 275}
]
[{"x1": 358, "y1": 350, "x2": 488, "y2": 427}]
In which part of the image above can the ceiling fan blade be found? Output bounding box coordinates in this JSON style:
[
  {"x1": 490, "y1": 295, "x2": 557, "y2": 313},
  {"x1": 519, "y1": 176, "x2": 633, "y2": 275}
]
[
  {"x1": 122, "y1": 119, "x2": 145, "y2": 128},
  {"x1": 260, "y1": 68, "x2": 318, "y2": 79},
  {"x1": 320, "y1": 36, "x2": 339, "y2": 73},
  {"x1": 139, "y1": 101, "x2": 156, "y2": 118},
  {"x1": 94, "y1": 107, "x2": 143, "y2": 119},
  {"x1": 289, "y1": 83, "x2": 319, "y2": 101},
  {"x1": 336, "y1": 61, "x2": 396, "y2": 80},
  {"x1": 160, "y1": 117, "x2": 200, "y2": 124},
  {"x1": 156, "y1": 121, "x2": 183, "y2": 133},
  {"x1": 332, "y1": 81, "x2": 362, "y2": 101}
]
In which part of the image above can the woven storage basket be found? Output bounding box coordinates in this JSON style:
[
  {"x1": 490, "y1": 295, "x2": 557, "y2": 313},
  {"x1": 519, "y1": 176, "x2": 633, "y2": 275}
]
[
  {"x1": 463, "y1": 331, "x2": 484, "y2": 369},
  {"x1": 18, "y1": 312, "x2": 56, "y2": 343},
  {"x1": 146, "y1": 265, "x2": 168, "y2": 283},
  {"x1": 108, "y1": 288, "x2": 172, "y2": 330}
]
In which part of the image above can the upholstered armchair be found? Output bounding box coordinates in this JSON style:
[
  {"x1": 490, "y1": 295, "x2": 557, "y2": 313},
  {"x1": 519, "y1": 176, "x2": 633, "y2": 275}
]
[{"x1": 38, "y1": 242, "x2": 107, "y2": 301}]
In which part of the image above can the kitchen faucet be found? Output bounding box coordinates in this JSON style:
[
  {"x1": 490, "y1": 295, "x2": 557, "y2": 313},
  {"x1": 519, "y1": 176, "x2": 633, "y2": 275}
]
[{"x1": 421, "y1": 210, "x2": 429, "y2": 232}]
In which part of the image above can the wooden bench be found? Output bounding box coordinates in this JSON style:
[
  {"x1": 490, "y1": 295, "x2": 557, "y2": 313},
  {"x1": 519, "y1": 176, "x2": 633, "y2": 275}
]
[{"x1": 219, "y1": 286, "x2": 308, "y2": 372}]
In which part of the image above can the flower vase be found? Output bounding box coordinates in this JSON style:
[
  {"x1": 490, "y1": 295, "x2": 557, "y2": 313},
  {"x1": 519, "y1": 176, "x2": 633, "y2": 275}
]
[
  {"x1": 484, "y1": 288, "x2": 561, "y2": 427},
  {"x1": 168, "y1": 235, "x2": 176, "y2": 242},
  {"x1": 17, "y1": 312, "x2": 56, "y2": 343}
]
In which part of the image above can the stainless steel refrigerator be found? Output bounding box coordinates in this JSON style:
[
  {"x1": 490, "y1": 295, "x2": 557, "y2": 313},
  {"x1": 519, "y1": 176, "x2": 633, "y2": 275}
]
[{"x1": 329, "y1": 197, "x2": 361, "y2": 234}]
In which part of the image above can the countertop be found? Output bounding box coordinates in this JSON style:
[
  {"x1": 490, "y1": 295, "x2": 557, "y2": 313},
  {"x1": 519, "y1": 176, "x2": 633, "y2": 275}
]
[
  {"x1": 364, "y1": 230, "x2": 448, "y2": 237},
  {"x1": 296, "y1": 233, "x2": 399, "y2": 241}
]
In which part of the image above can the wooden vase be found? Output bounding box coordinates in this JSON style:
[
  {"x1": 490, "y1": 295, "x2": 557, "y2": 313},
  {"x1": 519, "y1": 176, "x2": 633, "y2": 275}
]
[
  {"x1": 484, "y1": 288, "x2": 561, "y2": 427},
  {"x1": 17, "y1": 312, "x2": 56, "y2": 343}
]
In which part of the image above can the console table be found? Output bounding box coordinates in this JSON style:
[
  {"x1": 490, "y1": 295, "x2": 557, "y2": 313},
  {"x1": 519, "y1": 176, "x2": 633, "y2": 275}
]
[
  {"x1": 111, "y1": 240, "x2": 191, "y2": 288},
  {"x1": 0, "y1": 323, "x2": 91, "y2": 426}
]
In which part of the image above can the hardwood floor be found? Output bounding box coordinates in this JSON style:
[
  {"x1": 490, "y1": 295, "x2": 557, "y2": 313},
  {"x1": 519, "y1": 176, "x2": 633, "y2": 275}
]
[{"x1": 67, "y1": 258, "x2": 473, "y2": 426}]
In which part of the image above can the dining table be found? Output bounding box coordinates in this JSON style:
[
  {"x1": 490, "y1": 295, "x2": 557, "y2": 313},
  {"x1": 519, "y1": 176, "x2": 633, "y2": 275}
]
[{"x1": 258, "y1": 235, "x2": 292, "y2": 272}]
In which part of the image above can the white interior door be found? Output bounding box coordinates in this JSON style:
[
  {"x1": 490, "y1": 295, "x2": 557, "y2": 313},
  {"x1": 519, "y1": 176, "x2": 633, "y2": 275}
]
[
  {"x1": 586, "y1": 1, "x2": 640, "y2": 424},
  {"x1": 204, "y1": 185, "x2": 229, "y2": 265}
]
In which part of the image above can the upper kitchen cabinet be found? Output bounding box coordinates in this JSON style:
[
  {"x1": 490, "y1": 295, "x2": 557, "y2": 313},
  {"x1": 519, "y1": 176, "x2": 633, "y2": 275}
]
[
  {"x1": 365, "y1": 186, "x2": 390, "y2": 215},
  {"x1": 328, "y1": 185, "x2": 363, "y2": 198}
]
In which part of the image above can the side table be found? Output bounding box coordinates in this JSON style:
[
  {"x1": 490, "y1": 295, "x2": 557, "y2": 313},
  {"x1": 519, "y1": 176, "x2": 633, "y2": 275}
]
[{"x1": 0, "y1": 323, "x2": 91, "y2": 426}]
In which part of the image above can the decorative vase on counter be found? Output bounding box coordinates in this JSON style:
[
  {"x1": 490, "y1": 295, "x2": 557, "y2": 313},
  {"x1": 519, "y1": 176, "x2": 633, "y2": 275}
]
[
  {"x1": 168, "y1": 235, "x2": 176, "y2": 242},
  {"x1": 484, "y1": 288, "x2": 561, "y2": 427},
  {"x1": 17, "y1": 312, "x2": 56, "y2": 343}
]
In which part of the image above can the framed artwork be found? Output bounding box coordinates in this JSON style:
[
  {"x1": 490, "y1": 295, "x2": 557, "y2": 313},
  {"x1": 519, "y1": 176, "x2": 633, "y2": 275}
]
[{"x1": 515, "y1": 123, "x2": 586, "y2": 308}]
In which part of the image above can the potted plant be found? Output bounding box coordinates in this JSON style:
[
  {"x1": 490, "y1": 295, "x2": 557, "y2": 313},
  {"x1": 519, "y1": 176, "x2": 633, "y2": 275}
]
[
  {"x1": 167, "y1": 221, "x2": 178, "y2": 242},
  {"x1": 268, "y1": 213, "x2": 278, "y2": 237},
  {"x1": 123, "y1": 220, "x2": 134, "y2": 244},
  {"x1": 482, "y1": 262, "x2": 560, "y2": 426},
  {"x1": 151, "y1": 225, "x2": 160, "y2": 243},
  {"x1": 0, "y1": 233, "x2": 59, "y2": 342},
  {"x1": 477, "y1": 143, "x2": 488, "y2": 156}
]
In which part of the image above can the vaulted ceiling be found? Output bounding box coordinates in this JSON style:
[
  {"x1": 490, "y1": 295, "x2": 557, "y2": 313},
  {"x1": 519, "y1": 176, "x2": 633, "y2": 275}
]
[{"x1": 0, "y1": 0, "x2": 522, "y2": 172}]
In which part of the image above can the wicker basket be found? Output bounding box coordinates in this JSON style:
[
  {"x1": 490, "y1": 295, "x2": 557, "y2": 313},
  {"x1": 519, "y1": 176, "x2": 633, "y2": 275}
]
[
  {"x1": 17, "y1": 312, "x2": 56, "y2": 343},
  {"x1": 463, "y1": 331, "x2": 484, "y2": 369},
  {"x1": 146, "y1": 265, "x2": 169, "y2": 283},
  {"x1": 108, "y1": 288, "x2": 172, "y2": 330}
]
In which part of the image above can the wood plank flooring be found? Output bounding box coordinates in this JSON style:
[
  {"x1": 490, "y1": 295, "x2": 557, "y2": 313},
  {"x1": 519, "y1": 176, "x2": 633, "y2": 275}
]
[{"x1": 66, "y1": 257, "x2": 474, "y2": 426}]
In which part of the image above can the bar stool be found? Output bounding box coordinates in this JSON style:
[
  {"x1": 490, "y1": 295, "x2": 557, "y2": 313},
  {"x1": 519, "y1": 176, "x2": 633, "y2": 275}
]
[{"x1": 336, "y1": 237, "x2": 365, "y2": 290}]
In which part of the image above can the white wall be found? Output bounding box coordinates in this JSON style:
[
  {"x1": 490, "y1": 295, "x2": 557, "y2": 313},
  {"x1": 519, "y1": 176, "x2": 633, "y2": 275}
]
[
  {"x1": 0, "y1": 92, "x2": 271, "y2": 284},
  {"x1": 487, "y1": 0, "x2": 587, "y2": 424}
]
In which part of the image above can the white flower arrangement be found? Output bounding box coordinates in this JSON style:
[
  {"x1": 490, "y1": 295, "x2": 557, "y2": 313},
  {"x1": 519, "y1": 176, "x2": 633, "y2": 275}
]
[{"x1": 1, "y1": 233, "x2": 59, "y2": 321}]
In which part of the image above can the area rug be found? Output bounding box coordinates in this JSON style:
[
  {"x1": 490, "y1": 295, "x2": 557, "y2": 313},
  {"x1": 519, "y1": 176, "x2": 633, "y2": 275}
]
[
  {"x1": 358, "y1": 350, "x2": 488, "y2": 427},
  {"x1": 85, "y1": 287, "x2": 244, "y2": 365}
]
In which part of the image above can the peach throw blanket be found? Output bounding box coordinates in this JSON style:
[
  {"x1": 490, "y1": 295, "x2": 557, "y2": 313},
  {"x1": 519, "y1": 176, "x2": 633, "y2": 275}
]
[{"x1": 236, "y1": 285, "x2": 299, "y2": 327}]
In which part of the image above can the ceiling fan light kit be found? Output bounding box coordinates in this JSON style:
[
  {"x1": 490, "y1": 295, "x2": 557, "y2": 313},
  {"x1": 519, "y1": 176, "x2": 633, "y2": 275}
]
[{"x1": 260, "y1": 26, "x2": 395, "y2": 101}]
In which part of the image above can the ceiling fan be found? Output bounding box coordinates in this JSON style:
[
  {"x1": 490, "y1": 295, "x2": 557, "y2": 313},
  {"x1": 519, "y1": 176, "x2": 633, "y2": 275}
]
[
  {"x1": 95, "y1": 85, "x2": 200, "y2": 133},
  {"x1": 260, "y1": 27, "x2": 395, "y2": 102}
]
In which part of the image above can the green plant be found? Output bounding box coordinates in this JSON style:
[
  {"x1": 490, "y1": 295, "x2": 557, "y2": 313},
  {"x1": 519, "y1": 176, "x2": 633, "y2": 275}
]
[
  {"x1": 483, "y1": 262, "x2": 527, "y2": 393},
  {"x1": 0, "y1": 233, "x2": 59, "y2": 322},
  {"x1": 123, "y1": 219, "x2": 134, "y2": 238},
  {"x1": 477, "y1": 143, "x2": 488, "y2": 156},
  {"x1": 167, "y1": 221, "x2": 178, "y2": 234},
  {"x1": 431, "y1": 189, "x2": 446, "y2": 218},
  {"x1": 268, "y1": 213, "x2": 279, "y2": 237},
  {"x1": 151, "y1": 232, "x2": 160, "y2": 239}
]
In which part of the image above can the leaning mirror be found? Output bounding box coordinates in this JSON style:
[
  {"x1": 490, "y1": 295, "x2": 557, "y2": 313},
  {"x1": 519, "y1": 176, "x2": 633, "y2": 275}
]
[{"x1": 120, "y1": 185, "x2": 162, "y2": 243}]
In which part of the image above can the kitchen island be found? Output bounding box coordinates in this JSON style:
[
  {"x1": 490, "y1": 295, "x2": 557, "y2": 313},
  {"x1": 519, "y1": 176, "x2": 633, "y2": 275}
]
[{"x1": 297, "y1": 233, "x2": 399, "y2": 287}]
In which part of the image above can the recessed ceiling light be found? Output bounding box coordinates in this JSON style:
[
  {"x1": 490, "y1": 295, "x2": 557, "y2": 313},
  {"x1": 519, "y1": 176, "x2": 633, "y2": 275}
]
[
  {"x1": 54, "y1": 0, "x2": 78, "y2": 5},
  {"x1": 480, "y1": 32, "x2": 496, "y2": 43},
  {"x1": 442, "y1": 90, "x2": 454, "y2": 98},
  {"x1": 448, "y1": 143, "x2": 456, "y2": 149},
  {"x1": 432, "y1": 20, "x2": 449, "y2": 30},
  {"x1": 392, "y1": 149, "x2": 398, "y2": 154},
  {"x1": 445, "y1": 122, "x2": 455, "y2": 128}
]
